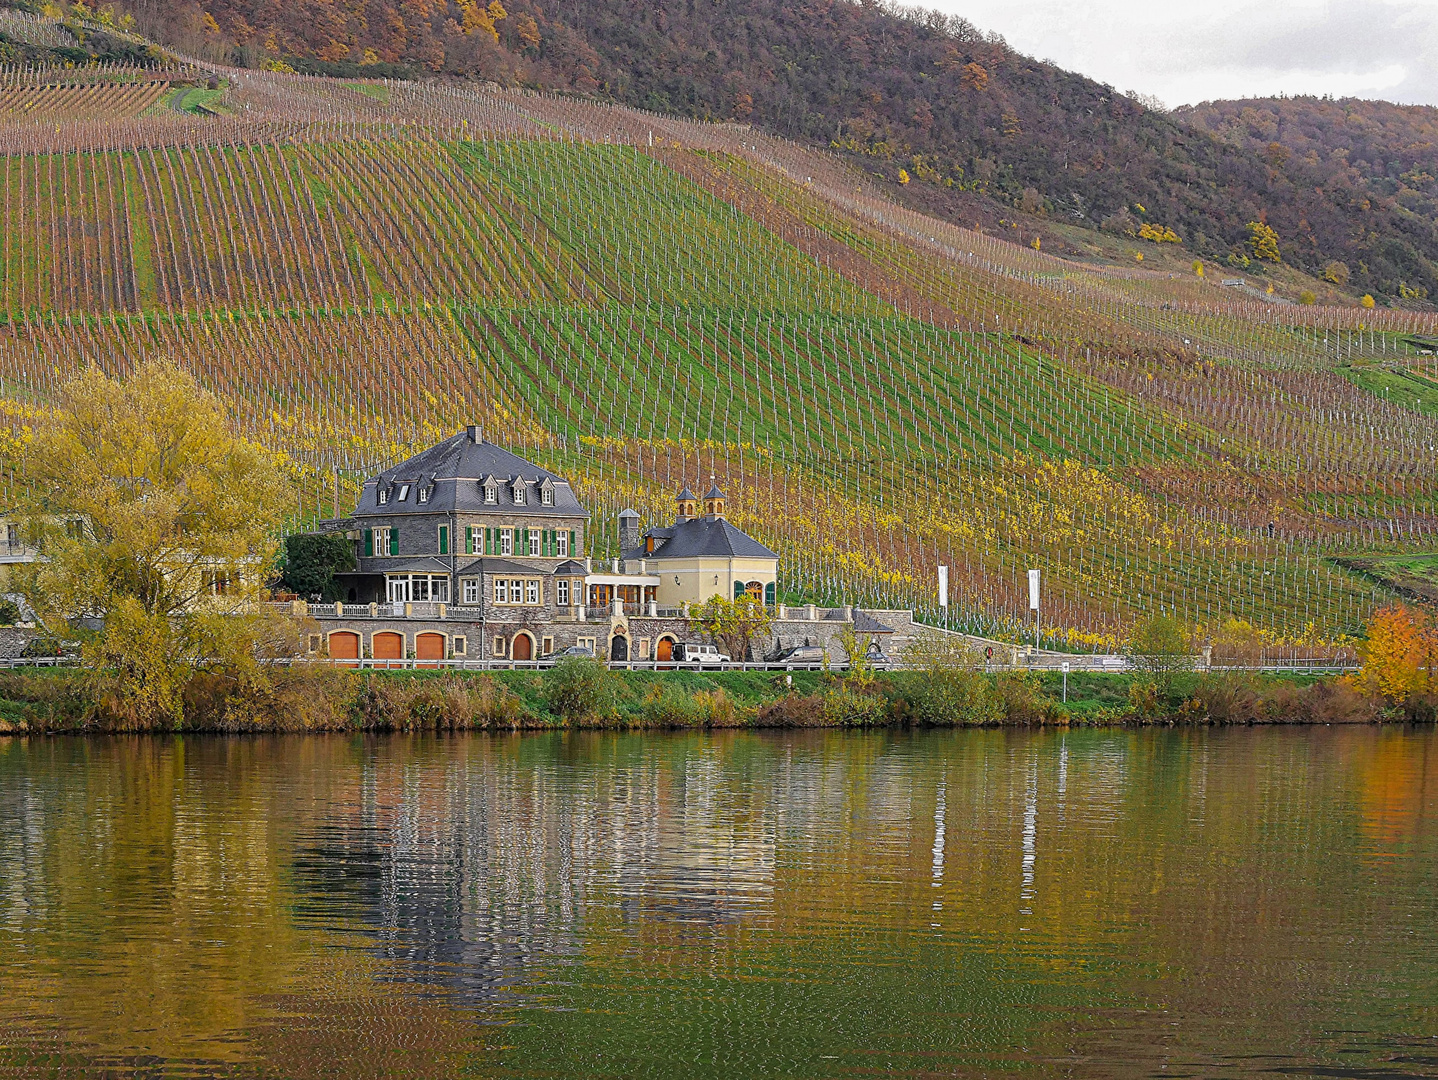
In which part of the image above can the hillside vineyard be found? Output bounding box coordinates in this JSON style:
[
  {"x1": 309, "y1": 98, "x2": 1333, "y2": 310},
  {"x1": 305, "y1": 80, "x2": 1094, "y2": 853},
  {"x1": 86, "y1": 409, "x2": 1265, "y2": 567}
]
[{"x1": 1, "y1": 60, "x2": 1436, "y2": 649}]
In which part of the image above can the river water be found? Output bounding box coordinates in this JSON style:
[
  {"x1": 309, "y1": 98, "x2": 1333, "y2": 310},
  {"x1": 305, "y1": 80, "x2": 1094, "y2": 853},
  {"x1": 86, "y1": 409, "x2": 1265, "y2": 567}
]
[{"x1": 0, "y1": 728, "x2": 1434, "y2": 1078}]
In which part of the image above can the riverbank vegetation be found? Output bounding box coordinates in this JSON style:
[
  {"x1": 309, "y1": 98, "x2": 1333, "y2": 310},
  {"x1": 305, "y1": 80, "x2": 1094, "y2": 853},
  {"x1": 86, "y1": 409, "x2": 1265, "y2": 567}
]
[{"x1": 0, "y1": 654, "x2": 1428, "y2": 735}]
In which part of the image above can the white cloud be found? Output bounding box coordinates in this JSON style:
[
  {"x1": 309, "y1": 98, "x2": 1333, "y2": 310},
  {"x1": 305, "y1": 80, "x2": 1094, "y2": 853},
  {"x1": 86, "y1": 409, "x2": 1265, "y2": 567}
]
[{"x1": 930, "y1": 0, "x2": 1438, "y2": 106}]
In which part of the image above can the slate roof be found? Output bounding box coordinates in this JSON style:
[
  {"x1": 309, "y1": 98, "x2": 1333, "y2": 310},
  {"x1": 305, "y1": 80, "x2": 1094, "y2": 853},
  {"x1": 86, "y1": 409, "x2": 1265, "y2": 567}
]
[
  {"x1": 345, "y1": 556, "x2": 453, "y2": 574},
  {"x1": 455, "y1": 556, "x2": 553, "y2": 575},
  {"x1": 623, "y1": 516, "x2": 778, "y2": 561},
  {"x1": 352, "y1": 431, "x2": 589, "y2": 519},
  {"x1": 853, "y1": 610, "x2": 896, "y2": 634}
]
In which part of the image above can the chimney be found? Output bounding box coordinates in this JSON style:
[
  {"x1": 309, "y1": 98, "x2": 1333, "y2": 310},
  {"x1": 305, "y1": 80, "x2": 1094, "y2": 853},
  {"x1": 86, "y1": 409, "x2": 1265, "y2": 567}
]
[
  {"x1": 465, "y1": 424, "x2": 481, "y2": 444},
  {"x1": 618, "y1": 508, "x2": 640, "y2": 553}
]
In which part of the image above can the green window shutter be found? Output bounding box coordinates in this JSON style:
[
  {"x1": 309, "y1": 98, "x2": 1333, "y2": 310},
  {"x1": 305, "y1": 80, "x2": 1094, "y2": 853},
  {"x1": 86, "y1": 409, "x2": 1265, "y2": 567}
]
[
  {"x1": 465, "y1": 526, "x2": 474, "y2": 555},
  {"x1": 389, "y1": 528, "x2": 399, "y2": 556},
  {"x1": 569, "y1": 530, "x2": 576, "y2": 557},
  {"x1": 546, "y1": 529, "x2": 554, "y2": 556},
  {"x1": 765, "y1": 583, "x2": 775, "y2": 605},
  {"x1": 734, "y1": 580, "x2": 745, "y2": 599},
  {"x1": 439, "y1": 525, "x2": 449, "y2": 555},
  {"x1": 364, "y1": 528, "x2": 373, "y2": 557},
  {"x1": 484, "y1": 527, "x2": 491, "y2": 555}
]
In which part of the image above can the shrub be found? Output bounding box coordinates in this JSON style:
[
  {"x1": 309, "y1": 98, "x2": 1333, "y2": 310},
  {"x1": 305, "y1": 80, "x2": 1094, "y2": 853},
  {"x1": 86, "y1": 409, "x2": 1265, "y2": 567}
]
[
  {"x1": 994, "y1": 670, "x2": 1056, "y2": 723},
  {"x1": 899, "y1": 634, "x2": 1001, "y2": 725},
  {"x1": 1125, "y1": 614, "x2": 1193, "y2": 688},
  {"x1": 545, "y1": 657, "x2": 614, "y2": 722},
  {"x1": 638, "y1": 681, "x2": 728, "y2": 726},
  {"x1": 756, "y1": 693, "x2": 825, "y2": 726},
  {"x1": 822, "y1": 685, "x2": 889, "y2": 725}
]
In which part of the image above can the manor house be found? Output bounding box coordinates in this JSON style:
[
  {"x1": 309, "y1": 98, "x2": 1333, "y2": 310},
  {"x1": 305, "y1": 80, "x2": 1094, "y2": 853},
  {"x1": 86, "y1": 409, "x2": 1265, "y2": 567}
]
[{"x1": 304, "y1": 428, "x2": 915, "y2": 664}]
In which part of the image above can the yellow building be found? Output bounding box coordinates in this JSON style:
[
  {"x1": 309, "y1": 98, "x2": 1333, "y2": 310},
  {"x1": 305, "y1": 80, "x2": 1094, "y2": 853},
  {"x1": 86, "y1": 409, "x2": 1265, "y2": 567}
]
[{"x1": 620, "y1": 485, "x2": 779, "y2": 608}]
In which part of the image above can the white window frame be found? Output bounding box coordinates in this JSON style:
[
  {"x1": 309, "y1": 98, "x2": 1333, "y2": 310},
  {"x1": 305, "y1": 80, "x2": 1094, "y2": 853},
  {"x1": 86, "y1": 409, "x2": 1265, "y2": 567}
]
[
  {"x1": 387, "y1": 575, "x2": 409, "y2": 603},
  {"x1": 512, "y1": 481, "x2": 526, "y2": 505},
  {"x1": 541, "y1": 487, "x2": 554, "y2": 506},
  {"x1": 462, "y1": 578, "x2": 479, "y2": 604},
  {"x1": 500, "y1": 528, "x2": 513, "y2": 556},
  {"x1": 526, "y1": 579, "x2": 540, "y2": 605},
  {"x1": 397, "y1": 483, "x2": 411, "y2": 502},
  {"x1": 558, "y1": 531, "x2": 569, "y2": 557},
  {"x1": 418, "y1": 486, "x2": 430, "y2": 504},
  {"x1": 484, "y1": 483, "x2": 497, "y2": 505},
  {"x1": 378, "y1": 487, "x2": 389, "y2": 505},
  {"x1": 373, "y1": 526, "x2": 392, "y2": 556},
  {"x1": 494, "y1": 579, "x2": 508, "y2": 604},
  {"x1": 528, "y1": 529, "x2": 540, "y2": 556},
  {"x1": 557, "y1": 579, "x2": 570, "y2": 606}
]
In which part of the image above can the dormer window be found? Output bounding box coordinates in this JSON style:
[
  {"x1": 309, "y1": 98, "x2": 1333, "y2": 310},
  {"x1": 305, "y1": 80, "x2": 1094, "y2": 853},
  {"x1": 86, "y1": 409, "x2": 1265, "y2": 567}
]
[
  {"x1": 417, "y1": 486, "x2": 430, "y2": 504},
  {"x1": 378, "y1": 486, "x2": 390, "y2": 506},
  {"x1": 483, "y1": 483, "x2": 497, "y2": 505},
  {"x1": 397, "y1": 484, "x2": 411, "y2": 502},
  {"x1": 512, "y1": 480, "x2": 526, "y2": 506},
  {"x1": 541, "y1": 487, "x2": 554, "y2": 506}
]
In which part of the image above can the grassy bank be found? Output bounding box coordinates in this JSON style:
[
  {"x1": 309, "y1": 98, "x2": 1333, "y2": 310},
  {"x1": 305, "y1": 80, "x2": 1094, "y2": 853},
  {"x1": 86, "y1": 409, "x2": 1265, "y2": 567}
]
[{"x1": 0, "y1": 661, "x2": 1425, "y2": 734}]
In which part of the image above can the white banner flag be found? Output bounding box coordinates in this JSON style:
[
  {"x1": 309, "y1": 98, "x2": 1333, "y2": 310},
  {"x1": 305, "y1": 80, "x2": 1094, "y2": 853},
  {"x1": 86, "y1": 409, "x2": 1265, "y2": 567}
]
[
  {"x1": 938, "y1": 565, "x2": 949, "y2": 608},
  {"x1": 1028, "y1": 568, "x2": 1040, "y2": 611}
]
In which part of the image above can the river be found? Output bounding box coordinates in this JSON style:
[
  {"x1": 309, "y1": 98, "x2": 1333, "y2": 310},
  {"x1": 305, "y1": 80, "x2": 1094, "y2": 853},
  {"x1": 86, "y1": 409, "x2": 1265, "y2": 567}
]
[{"x1": 0, "y1": 728, "x2": 1434, "y2": 1078}]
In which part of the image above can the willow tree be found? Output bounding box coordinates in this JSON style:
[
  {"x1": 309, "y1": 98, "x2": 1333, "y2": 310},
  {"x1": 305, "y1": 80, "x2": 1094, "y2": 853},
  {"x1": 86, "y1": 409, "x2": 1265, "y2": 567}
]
[{"x1": 14, "y1": 360, "x2": 295, "y2": 724}]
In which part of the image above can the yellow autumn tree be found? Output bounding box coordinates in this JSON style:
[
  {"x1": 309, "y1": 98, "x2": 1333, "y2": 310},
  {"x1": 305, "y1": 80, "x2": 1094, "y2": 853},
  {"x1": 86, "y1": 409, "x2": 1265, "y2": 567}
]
[
  {"x1": 12, "y1": 361, "x2": 296, "y2": 724},
  {"x1": 1350, "y1": 604, "x2": 1437, "y2": 704},
  {"x1": 457, "y1": 0, "x2": 507, "y2": 40},
  {"x1": 1247, "y1": 221, "x2": 1281, "y2": 262}
]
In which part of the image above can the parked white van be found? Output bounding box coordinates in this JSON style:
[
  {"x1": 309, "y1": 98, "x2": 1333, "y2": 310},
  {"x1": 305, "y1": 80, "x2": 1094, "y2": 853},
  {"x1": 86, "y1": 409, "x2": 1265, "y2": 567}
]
[{"x1": 672, "y1": 642, "x2": 730, "y2": 664}]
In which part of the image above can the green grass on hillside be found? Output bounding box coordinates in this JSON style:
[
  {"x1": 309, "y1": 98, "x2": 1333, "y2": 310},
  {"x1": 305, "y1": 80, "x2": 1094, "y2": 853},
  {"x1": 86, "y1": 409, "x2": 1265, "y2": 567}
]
[{"x1": 1340, "y1": 361, "x2": 1438, "y2": 416}]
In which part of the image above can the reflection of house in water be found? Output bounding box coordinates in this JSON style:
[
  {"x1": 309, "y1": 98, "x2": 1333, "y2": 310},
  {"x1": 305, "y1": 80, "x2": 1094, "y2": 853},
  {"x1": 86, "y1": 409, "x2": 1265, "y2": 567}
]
[{"x1": 287, "y1": 751, "x2": 778, "y2": 1002}]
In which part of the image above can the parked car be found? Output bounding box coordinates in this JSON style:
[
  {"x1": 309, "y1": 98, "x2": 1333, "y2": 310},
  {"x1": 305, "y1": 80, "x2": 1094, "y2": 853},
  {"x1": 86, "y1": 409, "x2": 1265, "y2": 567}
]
[
  {"x1": 545, "y1": 645, "x2": 594, "y2": 659},
  {"x1": 864, "y1": 641, "x2": 893, "y2": 670},
  {"x1": 772, "y1": 644, "x2": 828, "y2": 666},
  {"x1": 672, "y1": 642, "x2": 730, "y2": 664}
]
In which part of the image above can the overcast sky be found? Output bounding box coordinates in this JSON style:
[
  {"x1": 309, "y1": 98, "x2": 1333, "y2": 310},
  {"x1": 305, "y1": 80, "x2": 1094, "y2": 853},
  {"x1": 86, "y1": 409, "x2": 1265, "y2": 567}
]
[{"x1": 933, "y1": 0, "x2": 1438, "y2": 108}]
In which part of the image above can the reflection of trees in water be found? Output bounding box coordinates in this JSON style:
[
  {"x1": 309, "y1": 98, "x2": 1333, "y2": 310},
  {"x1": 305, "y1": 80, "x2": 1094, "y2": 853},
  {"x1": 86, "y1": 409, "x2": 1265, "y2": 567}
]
[{"x1": 288, "y1": 746, "x2": 781, "y2": 1004}]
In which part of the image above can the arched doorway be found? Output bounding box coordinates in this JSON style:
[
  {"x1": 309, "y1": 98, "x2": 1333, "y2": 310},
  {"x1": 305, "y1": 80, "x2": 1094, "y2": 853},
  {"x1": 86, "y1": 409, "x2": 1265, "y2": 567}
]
[
  {"x1": 329, "y1": 631, "x2": 360, "y2": 669},
  {"x1": 610, "y1": 634, "x2": 629, "y2": 662},
  {"x1": 512, "y1": 633, "x2": 533, "y2": 661},
  {"x1": 416, "y1": 632, "x2": 445, "y2": 668},
  {"x1": 372, "y1": 631, "x2": 404, "y2": 668},
  {"x1": 656, "y1": 636, "x2": 674, "y2": 662}
]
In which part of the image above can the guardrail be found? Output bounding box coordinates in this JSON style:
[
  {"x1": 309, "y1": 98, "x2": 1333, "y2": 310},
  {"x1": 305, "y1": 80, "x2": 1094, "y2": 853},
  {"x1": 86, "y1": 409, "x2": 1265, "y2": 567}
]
[{"x1": 291, "y1": 658, "x2": 843, "y2": 672}]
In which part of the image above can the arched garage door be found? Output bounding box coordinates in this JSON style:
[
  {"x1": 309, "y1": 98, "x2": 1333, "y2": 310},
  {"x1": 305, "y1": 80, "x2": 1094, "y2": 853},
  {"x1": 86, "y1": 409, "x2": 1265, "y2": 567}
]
[
  {"x1": 373, "y1": 631, "x2": 404, "y2": 668},
  {"x1": 416, "y1": 632, "x2": 446, "y2": 668},
  {"x1": 329, "y1": 631, "x2": 360, "y2": 669}
]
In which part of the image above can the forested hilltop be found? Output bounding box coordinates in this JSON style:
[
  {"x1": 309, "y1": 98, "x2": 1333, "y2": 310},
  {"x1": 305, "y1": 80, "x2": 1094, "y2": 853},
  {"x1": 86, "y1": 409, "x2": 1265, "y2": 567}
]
[{"x1": 63, "y1": 0, "x2": 1438, "y2": 303}]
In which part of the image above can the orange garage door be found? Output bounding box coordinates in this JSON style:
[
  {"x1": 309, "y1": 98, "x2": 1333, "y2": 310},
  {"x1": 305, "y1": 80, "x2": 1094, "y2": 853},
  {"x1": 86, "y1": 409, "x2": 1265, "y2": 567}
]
[
  {"x1": 372, "y1": 631, "x2": 404, "y2": 668},
  {"x1": 416, "y1": 632, "x2": 445, "y2": 667},
  {"x1": 329, "y1": 631, "x2": 360, "y2": 669}
]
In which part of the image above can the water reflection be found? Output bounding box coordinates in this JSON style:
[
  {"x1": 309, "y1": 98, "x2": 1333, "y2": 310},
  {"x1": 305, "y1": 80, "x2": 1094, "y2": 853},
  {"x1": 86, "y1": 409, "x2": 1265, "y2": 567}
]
[{"x1": 0, "y1": 728, "x2": 1434, "y2": 1078}]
